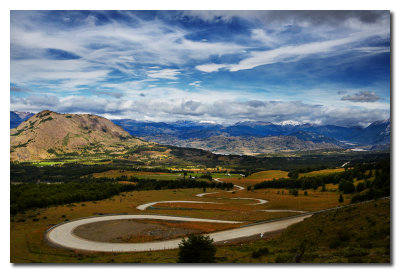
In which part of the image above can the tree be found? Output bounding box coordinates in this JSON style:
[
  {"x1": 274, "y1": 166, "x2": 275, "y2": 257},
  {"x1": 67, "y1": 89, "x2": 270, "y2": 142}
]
[
  {"x1": 356, "y1": 182, "x2": 365, "y2": 193},
  {"x1": 178, "y1": 234, "x2": 216, "y2": 263},
  {"x1": 339, "y1": 180, "x2": 355, "y2": 194},
  {"x1": 339, "y1": 193, "x2": 344, "y2": 203},
  {"x1": 288, "y1": 170, "x2": 299, "y2": 179}
]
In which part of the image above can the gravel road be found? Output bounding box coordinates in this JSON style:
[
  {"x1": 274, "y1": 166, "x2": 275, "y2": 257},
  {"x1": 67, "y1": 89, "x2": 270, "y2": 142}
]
[
  {"x1": 46, "y1": 214, "x2": 310, "y2": 252},
  {"x1": 136, "y1": 201, "x2": 220, "y2": 211}
]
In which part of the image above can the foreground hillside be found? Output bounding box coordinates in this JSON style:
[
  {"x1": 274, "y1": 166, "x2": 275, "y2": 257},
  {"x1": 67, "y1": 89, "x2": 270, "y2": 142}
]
[
  {"x1": 217, "y1": 198, "x2": 390, "y2": 263},
  {"x1": 10, "y1": 110, "x2": 144, "y2": 161}
]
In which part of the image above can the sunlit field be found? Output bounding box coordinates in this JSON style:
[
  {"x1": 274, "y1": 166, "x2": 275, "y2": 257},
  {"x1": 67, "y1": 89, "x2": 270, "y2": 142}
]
[{"x1": 299, "y1": 168, "x2": 346, "y2": 177}]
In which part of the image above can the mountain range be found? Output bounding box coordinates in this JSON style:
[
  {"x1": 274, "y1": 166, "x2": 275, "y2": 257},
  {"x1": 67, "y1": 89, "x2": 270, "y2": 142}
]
[
  {"x1": 10, "y1": 111, "x2": 390, "y2": 157},
  {"x1": 111, "y1": 118, "x2": 390, "y2": 155}
]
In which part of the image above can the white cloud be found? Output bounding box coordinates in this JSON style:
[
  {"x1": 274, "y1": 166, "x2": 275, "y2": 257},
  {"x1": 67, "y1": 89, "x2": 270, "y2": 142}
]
[
  {"x1": 147, "y1": 69, "x2": 181, "y2": 80},
  {"x1": 189, "y1": 81, "x2": 201, "y2": 87},
  {"x1": 197, "y1": 26, "x2": 389, "y2": 73},
  {"x1": 251, "y1": 29, "x2": 279, "y2": 47},
  {"x1": 196, "y1": 63, "x2": 227, "y2": 73},
  {"x1": 11, "y1": 14, "x2": 247, "y2": 90}
]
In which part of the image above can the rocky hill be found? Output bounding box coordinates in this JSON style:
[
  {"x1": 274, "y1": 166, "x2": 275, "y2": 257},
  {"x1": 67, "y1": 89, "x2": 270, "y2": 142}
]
[{"x1": 10, "y1": 110, "x2": 144, "y2": 161}]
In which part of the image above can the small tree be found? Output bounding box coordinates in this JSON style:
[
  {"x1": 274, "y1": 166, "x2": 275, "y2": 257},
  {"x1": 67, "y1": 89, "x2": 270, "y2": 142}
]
[
  {"x1": 339, "y1": 193, "x2": 344, "y2": 203},
  {"x1": 178, "y1": 234, "x2": 216, "y2": 263}
]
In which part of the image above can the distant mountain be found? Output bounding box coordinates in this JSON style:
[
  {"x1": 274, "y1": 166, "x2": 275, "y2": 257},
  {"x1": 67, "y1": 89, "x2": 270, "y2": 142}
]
[
  {"x1": 10, "y1": 110, "x2": 144, "y2": 161},
  {"x1": 10, "y1": 111, "x2": 34, "y2": 129},
  {"x1": 288, "y1": 130, "x2": 341, "y2": 144},
  {"x1": 113, "y1": 118, "x2": 391, "y2": 155},
  {"x1": 160, "y1": 135, "x2": 341, "y2": 155},
  {"x1": 351, "y1": 119, "x2": 390, "y2": 145},
  {"x1": 10, "y1": 111, "x2": 390, "y2": 159}
]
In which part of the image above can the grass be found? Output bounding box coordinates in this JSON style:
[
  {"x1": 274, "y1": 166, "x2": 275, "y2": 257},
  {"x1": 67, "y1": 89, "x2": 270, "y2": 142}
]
[
  {"x1": 214, "y1": 198, "x2": 390, "y2": 263},
  {"x1": 217, "y1": 170, "x2": 289, "y2": 186},
  {"x1": 91, "y1": 170, "x2": 182, "y2": 180},
  {"x1": 299, "y1": 168, "x2": 345, "y2": 177},
  {"x1": 247, "y1": 170, "x2": 289, "y2": 179}
]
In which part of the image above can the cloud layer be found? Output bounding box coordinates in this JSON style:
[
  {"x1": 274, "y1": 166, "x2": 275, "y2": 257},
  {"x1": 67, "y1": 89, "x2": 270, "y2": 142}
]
[
  {"x1": 10, "y1": 11, "x2": 390, "y2": 127},
  {"x1": 11, "y1": 95, "x2": 389, "y2": 127}
]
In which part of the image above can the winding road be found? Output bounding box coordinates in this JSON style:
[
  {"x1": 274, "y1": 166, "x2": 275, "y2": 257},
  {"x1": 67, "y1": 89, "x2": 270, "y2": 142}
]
[
  {"x1": 136, "y1": 201, "x2": 220, "y2": 211},
  {"x1": 46, "y1": 214, "x2": 310, "y2": 252}
]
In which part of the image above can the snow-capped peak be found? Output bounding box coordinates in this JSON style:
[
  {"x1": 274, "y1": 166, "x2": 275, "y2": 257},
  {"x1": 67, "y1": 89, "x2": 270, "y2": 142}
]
[
  {"x1": 275, "y1": 120, "x2": 303, "y2": 126},
  {"x1": 199, "y1": 120, "x2": 216, "y2": 124}
]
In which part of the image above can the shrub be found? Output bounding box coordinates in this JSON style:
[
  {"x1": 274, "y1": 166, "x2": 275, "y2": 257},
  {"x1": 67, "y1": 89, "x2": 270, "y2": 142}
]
[
  {"x1": 339, "y1": 181, "x2": 355, "y2": 194},
  {"x1": 178, "y1": 234, "x2": 216, "y2": 263},
  {"x1": 251, "y1": 247, "x2": 269, "y2": 258},
  {"x1": 329, "y1": 238, "x2": 341, "y2": 249},
  {"x1": 339, "y1": 194, "x2": 344, "y2": 203}
]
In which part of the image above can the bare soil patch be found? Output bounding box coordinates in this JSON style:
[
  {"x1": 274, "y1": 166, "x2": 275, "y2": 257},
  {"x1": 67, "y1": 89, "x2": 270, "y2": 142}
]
[
  {"x1": 72, "y1": 219, "x2": 238, "y2": 243},
  {"x1": 73, "y1": 219, "x2": 198, "y2": 243}
]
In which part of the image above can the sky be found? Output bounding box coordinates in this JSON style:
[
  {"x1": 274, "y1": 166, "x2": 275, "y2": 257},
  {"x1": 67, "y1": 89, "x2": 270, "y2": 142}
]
[{"x1": 10, "y1": 10, "x2": 390, "y2": 127}]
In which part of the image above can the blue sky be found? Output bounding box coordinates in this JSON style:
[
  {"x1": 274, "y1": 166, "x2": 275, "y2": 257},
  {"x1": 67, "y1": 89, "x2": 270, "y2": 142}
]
[{"x1": 10, "y1": 10, "x2": 390, "y2": 126}]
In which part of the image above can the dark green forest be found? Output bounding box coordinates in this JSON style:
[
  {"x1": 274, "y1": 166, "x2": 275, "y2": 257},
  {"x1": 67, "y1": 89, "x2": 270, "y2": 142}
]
[{"x1": 11, "y1": 177, "x2": 233, "y2": 214}]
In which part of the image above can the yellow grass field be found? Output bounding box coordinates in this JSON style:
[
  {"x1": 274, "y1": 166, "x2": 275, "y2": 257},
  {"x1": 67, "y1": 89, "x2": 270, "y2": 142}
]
[
  {"x1": 247, "y1": 170, "x2": 289, "y2": 179},
  {"x1": 299, "y1": 168, "x2": 345, "y2": 177},
  {"x1": 91, "y1": 170, "x2": 181, "y2": 180},
  {"x1": 219, "y1": 170, "x2": 289, "y2": 186}
]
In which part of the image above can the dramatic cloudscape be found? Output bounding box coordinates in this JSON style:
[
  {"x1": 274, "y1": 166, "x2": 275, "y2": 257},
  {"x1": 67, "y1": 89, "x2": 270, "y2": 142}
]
[{"x1": 10, "y1": 10, "x2": 390, "y2": 126}]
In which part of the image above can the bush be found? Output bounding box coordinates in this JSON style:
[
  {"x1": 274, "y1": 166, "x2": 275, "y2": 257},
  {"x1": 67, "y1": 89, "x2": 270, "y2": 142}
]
[
  {"x1": 178, "y1": 234, "x2": 216, "y2": 263},
  {"x1": 251, "y1": 247, "x2": 269, "y2": 258},
  {"x1": 339, "y1": 180, "x2": 355, "y2": 194},
  {"x1": 339, "y1": 194, "x2": 344, "y2": 203}
]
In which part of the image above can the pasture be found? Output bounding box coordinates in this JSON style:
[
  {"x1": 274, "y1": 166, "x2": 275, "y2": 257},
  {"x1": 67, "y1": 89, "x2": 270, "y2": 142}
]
[
  {"x1": 299, "y1": 168, "x2": 345, "y2": 177},
  {"x1": 218, "y1": 170, "x2": 289, "y2": 186}
]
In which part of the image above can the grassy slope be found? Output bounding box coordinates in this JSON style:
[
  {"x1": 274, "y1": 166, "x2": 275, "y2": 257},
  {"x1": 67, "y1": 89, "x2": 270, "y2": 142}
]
[
  {"x1": 299, "y1": 168, "x2": 346, "y2": 177},
  {"x1": 247, "y1": 170, "x2": 289, "y2": 179},
  {"x1": 218, "y1": 198, "x2": 390, "y2": 263}
]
